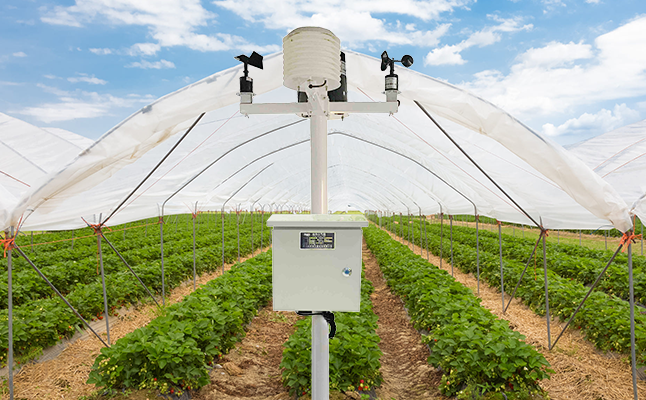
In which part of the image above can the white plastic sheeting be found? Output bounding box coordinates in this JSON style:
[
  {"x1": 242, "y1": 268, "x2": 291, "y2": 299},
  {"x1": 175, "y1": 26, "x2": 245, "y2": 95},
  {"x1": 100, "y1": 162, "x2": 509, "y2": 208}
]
[
  {"x1": 1, "y1": 51, "x2": 633, "y2": 232},
  {"x1": 568, "y1": 119, "x2": 646, "y2": 225},
  {"x1": 0, "y1": 112, "x2": 93, "y2": 229}
]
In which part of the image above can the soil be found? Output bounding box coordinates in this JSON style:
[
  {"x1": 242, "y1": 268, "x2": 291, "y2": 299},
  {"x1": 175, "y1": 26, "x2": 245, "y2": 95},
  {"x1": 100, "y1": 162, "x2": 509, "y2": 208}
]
[
  {"x1": 1, "y1": 247, "x2": 271, "y2": 400},
  {"x1": 361, "y1": 240, "x2": 445, "y2": 400},
  {"x1": 192, "y1": 306, "x2": 299, "y2": 400},
  {"x1": 379, "y1": 223, "x2": 646, "y2": 400}
]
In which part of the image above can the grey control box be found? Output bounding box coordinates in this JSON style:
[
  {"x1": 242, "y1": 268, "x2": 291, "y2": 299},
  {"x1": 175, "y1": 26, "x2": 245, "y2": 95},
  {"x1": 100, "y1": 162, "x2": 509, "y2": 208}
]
[{"x1": 267, "y1": 214, "x2": 368, "y2": 312}]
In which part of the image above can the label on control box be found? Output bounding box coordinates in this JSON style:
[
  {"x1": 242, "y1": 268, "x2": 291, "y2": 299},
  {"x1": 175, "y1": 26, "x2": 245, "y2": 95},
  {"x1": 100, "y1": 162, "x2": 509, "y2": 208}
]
[{"x1": 300, "y1": 232, "x2": 335, "y2": 250}]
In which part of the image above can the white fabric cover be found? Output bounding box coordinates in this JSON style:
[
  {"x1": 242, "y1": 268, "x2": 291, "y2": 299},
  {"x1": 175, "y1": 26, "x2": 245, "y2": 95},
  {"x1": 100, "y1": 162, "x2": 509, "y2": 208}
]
[
  {"x1": 1, "y1": 52, "x2": 633, "y2": 232},
  {"x1": 568, "y1": 119, "x2": 646, "y2": 226},
  {"x1": 0, "y1": 112, "x2": 92, "y2": 229}
]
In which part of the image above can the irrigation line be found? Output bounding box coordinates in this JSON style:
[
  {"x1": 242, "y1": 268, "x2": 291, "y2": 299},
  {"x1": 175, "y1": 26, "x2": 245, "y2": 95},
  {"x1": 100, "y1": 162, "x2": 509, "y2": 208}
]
[
  {"x1": 550, "y1": 242, "x2": 623, "y2": 350},
  {"x1": 13, "y1": 245, "x2": 110, "y2": 348},
  {"x1": 103, "y1": 113, "x2": 205, "y2": 226},
  {"x1": 504, "y1": 234, "x2": 542, "y2": 313}
]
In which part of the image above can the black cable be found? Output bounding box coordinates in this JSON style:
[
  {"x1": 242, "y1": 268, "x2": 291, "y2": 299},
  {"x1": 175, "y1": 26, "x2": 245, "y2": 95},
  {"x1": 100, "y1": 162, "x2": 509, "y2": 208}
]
[
  {"x1": 308, "y1": 80, "x2": 327, "y2": 89},
  {"x1": 296, "y1": 311, "x2": 336, "y2": 338}
]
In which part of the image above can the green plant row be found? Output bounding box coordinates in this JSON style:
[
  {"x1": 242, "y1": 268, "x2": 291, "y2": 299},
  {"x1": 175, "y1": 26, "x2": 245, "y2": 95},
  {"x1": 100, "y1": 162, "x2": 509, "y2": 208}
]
[
  {"x1": 437, "y1": 223, "x2": 646, "y2": 305},
  {"x1": 87, "y1": 252, "x2": 273, "y2": 396},
  {"x1": 280, "y1": 265, "x2": 382, "y2": 397},
  {"x1": 0, "y1": 216, "x2": 271, "y2": 367},
  {"x1": 0, "y1": 213, "x2": 269, "y2": 308},
  {"x1": 372, "y1": 215, "x2": 646, "y2": 366},
  {"x1": 373, "y1": 213, "x2": 646, "y2": 303},
  {"x1": 363, "y1": 225, "x2": 550, "y2": 397}
]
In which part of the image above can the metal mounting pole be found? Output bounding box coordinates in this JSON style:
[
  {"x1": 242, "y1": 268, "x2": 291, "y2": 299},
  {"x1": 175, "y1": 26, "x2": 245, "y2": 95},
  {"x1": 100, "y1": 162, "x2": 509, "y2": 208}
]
[
  {"x1": 579, "y1": 230, "x2": 582, "y2": 246},
  {"x1": 7, "y1": 227, "x2": 14, "y2": 400},
  {"x1": 310, "y1": 109, "x2": 329, "y2": 400},
  {"x1": 499, "y1": 222, "x2": 505, "y2": 314}
]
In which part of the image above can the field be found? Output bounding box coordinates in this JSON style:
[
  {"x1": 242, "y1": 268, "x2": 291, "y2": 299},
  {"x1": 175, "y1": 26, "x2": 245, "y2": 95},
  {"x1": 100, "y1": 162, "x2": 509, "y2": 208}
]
[{"x1": 1, "y1": 213, "x2": 645, "y2": 399}]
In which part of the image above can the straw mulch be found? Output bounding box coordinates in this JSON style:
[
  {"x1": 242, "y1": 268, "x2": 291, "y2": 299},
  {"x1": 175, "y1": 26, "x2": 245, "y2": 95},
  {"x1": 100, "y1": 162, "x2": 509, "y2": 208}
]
[
  {"x1": 362, "y1": 240, "x2": 444, "y2": 399},
  {"x1": 1, "y1": 247, "x2": 271, "y2": 400},
  {"x1": 380, "y1": 225, "x2": 646, "y2": 400}
]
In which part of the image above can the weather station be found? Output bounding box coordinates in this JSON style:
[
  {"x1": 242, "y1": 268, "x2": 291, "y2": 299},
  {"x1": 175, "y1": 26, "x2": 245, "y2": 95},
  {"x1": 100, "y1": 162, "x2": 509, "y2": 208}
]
[{"x1": 235, "y1": 26, "x2": 413, "y2": 400}]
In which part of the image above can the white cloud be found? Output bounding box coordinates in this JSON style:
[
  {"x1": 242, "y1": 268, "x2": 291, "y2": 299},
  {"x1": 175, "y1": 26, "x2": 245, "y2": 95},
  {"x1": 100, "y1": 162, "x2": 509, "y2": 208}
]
[
  {"x1": 89, "y1": 48, "x2": 113, "y2": 55},
  {"x1": 212, "y1": 0, "x2": 468, "y2": 48},
  {"x1": 127, "y1": 43, "x2": 161, "y2": 56},
  {"x1": 40, "y1": 0, "x2": 280, "y2": 54},
  {"x1": 425, "y1": 15, "x2": 532, "y2": 66},
  {"x1": 12, "y1": 52, "x2": 27, "y2": 57},
  {"x1": 67, "y1": 73, "x2": 107, "y2": 85},
  {"x1": 14, "y1": 85, "x2": 156, "y2": 123},
  {"x1": 462, "y1": 16, "x2": 646, "y2": 119},
  {"x1": 126, "y1": 59, "x2": 176, "y2": 69},
  {"x1": 586, "y1": 0, "x2": 601, "y2": 3},
  {"x1": 541, "y1": 0, "x2": 566, "y2": 13},
  {"x1": 542, "y1": 104, "x2": 640, "y2": 137},
  {"x1": 43, "y1": 74, "x2": 59, "y2": 80}
]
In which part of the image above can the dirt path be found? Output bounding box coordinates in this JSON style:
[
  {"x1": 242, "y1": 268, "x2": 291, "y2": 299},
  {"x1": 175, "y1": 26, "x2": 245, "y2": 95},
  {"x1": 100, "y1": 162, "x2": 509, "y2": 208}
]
[
  {"x1": 2, "y1": 247, "x2": 271, "y2": 400},
  {"x1": 361, "y1": 240, "x2": 445, "y2": 399},
  {"x1": 193, "y1": 306, "x2": 299, "y2": 400},
  {"x1": 378, "y1": 224, "x2": 646, "y2": 400}
]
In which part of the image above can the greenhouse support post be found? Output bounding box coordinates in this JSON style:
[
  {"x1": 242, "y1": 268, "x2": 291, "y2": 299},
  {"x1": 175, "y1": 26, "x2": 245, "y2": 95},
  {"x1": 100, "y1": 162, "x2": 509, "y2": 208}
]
[
  {"x1": 30, "y1": 231, "x2": 33, "y2": 252},
  {"x1": 499, "y1": 222, "x2": 505, "y2": 314},
  {"x1": 543, "y1": 232, "x2": 552, "y2": 349},
  {"x1": 628, "y1": 242, "x2": 638, "y2": 400},
  {"x1": 424, "y1": 213, "x2": 429, "y2": 261},
  {"x1": 411, "y1": 212, "x2": 415, "y2": 253},
  {"x1": 579, "y1": 230, "x2": 582, "y2": 246},
  {"x1": 13, "y1": 245, "x2": 109, "y2": 348},
  {"x1": 97, "y1": 232, "x2": 111, "y2": 345},
  {"x1": 221, "y1": 212, "x2": 225, "y2": 273},
  {"x1": 237, "y1": 208, "x2": 240, "y2": 264},
  {"x1": 476, "y1": 215, "x2": 480, "y2": 295},
  {"x1": 7, "y1": 227, "x2": 14, "y2": 400},
  {"x1": 550, "y1": 241, "x2": 623, "y2": 349},
  {"x1": 260, "y1": 207, "x2": 264, "y2": 251},
  {"x1": 71, "y1": 229, "x2": 75, "y2": 250},
  {"x1": 100, "y1": 233, "x2": 159, "y2": 307},
  {"x1": 605, "y1": 230, "x2": 608, "y2": 250},
  {"x1": 440, "y1": 213, "x2": 444, "y2": 268},
  {"x1": 251, "y1": 209, "x2": 254, "y2": 255},
  {"x1": 160, "y1": 217, "x2": 166, "y2": 306},
  {"x1": 192, "y1": 203, "x2": 197, "y2": 291},
  {"x1": 400, "y1": 213, "x2": 403, "y2": 244},
  {"x1": 450, "y1": 215, "x2": 454, "y2": 276}
]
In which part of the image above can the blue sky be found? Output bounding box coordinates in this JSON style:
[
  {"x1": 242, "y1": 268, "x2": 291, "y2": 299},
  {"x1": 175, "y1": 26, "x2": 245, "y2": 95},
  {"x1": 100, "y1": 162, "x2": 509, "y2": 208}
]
[{"x1": 1, "y1": 0, "x2": 645, "y2": 145}]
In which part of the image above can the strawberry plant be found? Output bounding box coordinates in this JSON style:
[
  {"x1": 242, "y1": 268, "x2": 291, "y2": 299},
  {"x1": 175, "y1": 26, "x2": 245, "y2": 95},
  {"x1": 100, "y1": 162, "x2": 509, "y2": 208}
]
[
  {"x1": 373, "y1": 215, "x2": 646, "y2": 367},
  {"x1": 0, "y1": 213, "x2": 272, "y2": 367},
  {"x1": 364, "y1": 225, "x2": 551, "y2": 397},
  {"x1": 87, "y1": 251, "x2": 273, "y2": 394}
]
